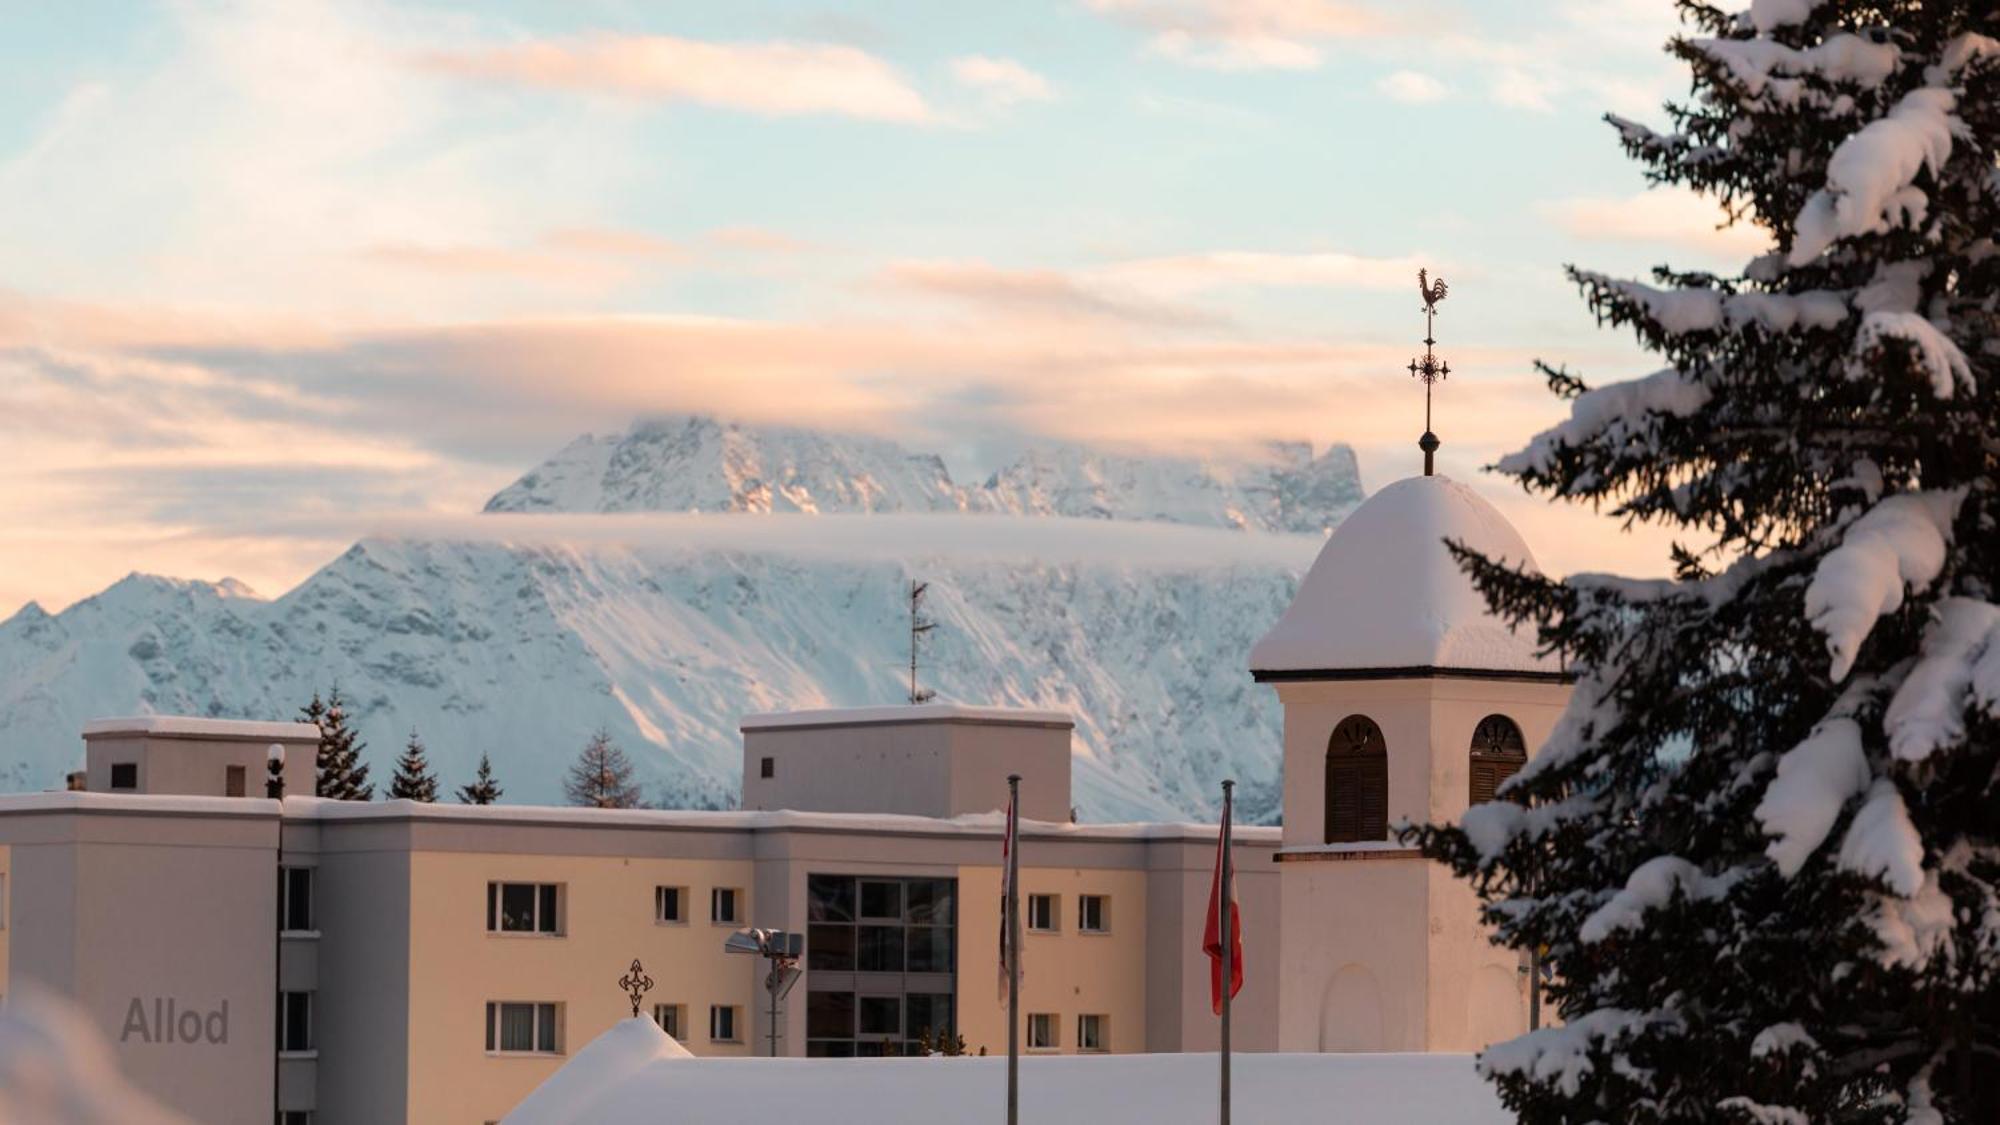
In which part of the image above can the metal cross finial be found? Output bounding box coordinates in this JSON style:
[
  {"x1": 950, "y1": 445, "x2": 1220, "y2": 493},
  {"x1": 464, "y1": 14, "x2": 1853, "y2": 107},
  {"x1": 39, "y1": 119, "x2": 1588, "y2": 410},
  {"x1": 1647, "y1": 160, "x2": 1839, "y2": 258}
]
[
  {"x1": 1409, "y1": 268, "x2": 1450, "y2": 476},
  {"x1": 619, "y1": 958, "x2": 654, "y2": 1019}
]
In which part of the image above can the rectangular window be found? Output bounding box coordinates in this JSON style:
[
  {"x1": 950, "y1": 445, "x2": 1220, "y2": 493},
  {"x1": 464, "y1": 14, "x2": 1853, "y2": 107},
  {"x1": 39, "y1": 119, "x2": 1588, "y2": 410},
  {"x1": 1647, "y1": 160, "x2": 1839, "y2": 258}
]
[
  {"x1": 654, "y1": 886, "x2": 687, "y2": 924},
  {"x1": 759, "y1": 756, "x2": 774, "y2": 779},
  {"x1": 1027, "y1": 1012, "x2": 1058, "y2": 1050},
  {"x1": 279, "y1": 867, "x2": 313, "y2": 933},
  {"x1": 1078, "y1": 894, "x2": 1109, "y2": 934},
  {"x1": 710, "y1": 1005, "x2": 740, "y2": 1043},
  {"x1": 109, "y1": 762, "x2": 137, "y2": 790},
  {"x1": 651, "y1": 1003, "x2": 686, "y2": 1040},
  {"x1": 711, "y1": 887, "x2": 741, "y2": 925},
  {"x1": 278, "y1": 1113, "x2": 314, "y2": 1125},
  {"x1": 225, "y1": 764, "x2": 246, "y2": 797},
  {"x1": 1077, "y1": 1013, "x2": 1107, "y2": 1052},
  {"x1": 803, "y1": 874, "x2": 960, "y2": 1057},
  {"x1": 1026, "y1": 894, "x2": 1058, "y2": 932},
  {"x1": 486, "y1": 883, "x2": 560, "y2": 934},
  {"x1": 279, "y1": 991, "x2": 313, "y2": 1053},
  {"x1": 485, "y1": 1002, "x2": 560, "y2": 1054},
  {"x1": 858, "y1": 995, "x2": 901, "y2": 1038}
]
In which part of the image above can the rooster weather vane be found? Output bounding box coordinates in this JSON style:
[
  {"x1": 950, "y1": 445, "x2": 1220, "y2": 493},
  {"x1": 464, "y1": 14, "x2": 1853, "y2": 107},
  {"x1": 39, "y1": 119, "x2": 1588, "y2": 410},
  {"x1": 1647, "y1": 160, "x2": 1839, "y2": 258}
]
[{"x1": 1408, "y1": 269, "x2": 1450, "y2": 477}]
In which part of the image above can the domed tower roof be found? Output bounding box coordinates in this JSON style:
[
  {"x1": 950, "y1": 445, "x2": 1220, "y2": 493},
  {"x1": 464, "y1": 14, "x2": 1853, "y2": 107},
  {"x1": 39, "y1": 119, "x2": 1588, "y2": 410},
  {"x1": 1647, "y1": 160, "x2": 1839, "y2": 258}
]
[{"x1": 1249, "y1": 474, "x2": 1563, "y2": 680}]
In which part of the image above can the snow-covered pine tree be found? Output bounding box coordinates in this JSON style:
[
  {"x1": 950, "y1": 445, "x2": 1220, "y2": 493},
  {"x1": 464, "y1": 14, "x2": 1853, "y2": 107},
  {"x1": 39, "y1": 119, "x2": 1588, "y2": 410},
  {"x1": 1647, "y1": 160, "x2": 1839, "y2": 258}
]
[
  {"x1": 306, "y1": 687, "x2": 374, "y2": 801},
  {"x1": 1408, "y1": 3, "x2": 1999, "y2": 1121},
  {"x1": 457, "y1": 752, "x2": 504, "y2": 805},
  {"x1": 563, "y1": 730, "x2": 643, "y2": 809},
  {"x1": 389, "y1": 729, "x2": 440, "y2": 803}
]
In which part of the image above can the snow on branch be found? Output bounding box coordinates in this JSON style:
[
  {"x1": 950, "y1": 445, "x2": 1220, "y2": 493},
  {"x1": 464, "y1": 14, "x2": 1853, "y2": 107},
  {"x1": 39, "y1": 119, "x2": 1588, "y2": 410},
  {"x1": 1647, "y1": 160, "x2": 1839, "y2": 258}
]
[
  {"x1": 1755, "y1": 717, "x2": 1870, "y2": 877},
  {"x1": 1498, "y1": 368, "x2": 1711, "y2": 478},
  {"x1": 1579, "y1": 856, "x2": 1743, "y2": 943},
  {"x1": 1866, "y1": 869, "x2": 1954, "y2": 970},
  {"x1": 1747, "y1": 0, "x2": 1820, "y2": 32},
  {"x1": 1693, "y1": 33, "x2": 1898, "y2": 100},
  {"x1": 1837, "y1": 781, "x2": 1925, "y2": 896},
  {"x1": 1790, "y1": 87, "x2": 1960, "y2": 266},
  {"x1": 1802, "y1": 490, "x2": 1963, "y2": 682},
  {"x1": 1852, "y1": 311, "x2": 1974, "y2": 399},
  {"x1": 1479, "y1": 1008, "x2": 1678, "y2": 1097},
  {"x1": 1884, "y1": 598, "x2": 2000, "y2": 761}
]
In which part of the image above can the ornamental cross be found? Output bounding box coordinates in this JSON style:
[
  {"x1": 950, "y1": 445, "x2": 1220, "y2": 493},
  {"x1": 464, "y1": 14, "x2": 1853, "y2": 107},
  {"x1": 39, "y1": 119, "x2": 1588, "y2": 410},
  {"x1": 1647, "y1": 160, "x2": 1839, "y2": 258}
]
[
  {"x1": 619, "y1": 958, "x2": 654, "y2": 1019},
  {"x1": 1407, "y1": 268, "x2": 1450, "y2": 476}
]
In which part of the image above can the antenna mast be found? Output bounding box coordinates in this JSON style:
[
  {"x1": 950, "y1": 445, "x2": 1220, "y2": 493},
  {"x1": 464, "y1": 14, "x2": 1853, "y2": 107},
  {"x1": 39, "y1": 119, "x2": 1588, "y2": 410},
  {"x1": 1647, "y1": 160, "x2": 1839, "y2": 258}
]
[
  {"x1": 1408, "y1": 268, "x2": 1450, "y2": 476},
  {"x1": 907, "y1": 580, "x2": 937, "y2": 704}
]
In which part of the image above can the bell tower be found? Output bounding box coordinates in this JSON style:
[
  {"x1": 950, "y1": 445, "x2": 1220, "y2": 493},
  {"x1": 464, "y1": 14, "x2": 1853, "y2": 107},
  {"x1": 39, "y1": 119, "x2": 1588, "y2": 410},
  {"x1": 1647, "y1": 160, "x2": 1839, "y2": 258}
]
[{"x1": 1251, "y1": 472, "x2": 1574, "y2": 1053}]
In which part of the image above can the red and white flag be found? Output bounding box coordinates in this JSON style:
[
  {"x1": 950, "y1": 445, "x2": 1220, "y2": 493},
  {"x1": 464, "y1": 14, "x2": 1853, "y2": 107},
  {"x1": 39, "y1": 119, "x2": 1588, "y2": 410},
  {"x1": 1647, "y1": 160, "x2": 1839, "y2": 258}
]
[
  {"x1": 1203, "y1": 794, "x2": 1244, "y2": 1015},
  {"x1": 998, "y1": 790, "x2": 1018, "y2": 1005}
]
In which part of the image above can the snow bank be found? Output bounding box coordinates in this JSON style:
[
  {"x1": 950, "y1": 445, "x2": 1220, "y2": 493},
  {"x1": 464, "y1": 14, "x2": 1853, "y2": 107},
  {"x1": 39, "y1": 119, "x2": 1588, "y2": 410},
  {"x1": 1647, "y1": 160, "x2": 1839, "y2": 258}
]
[
  {"x1": 1853, "y1": 311, "x2": 1973, "y2": 399},
  {"x1": 503, "y1": 1040, "x2": 1507, "y2": 1124},
  {"x1": 1755, "y1": 718, "x2": 1870, "y2": 876},
  {"x1": 1802, "y1": 490, "x2": 1962, "y2": 681},
  {"x1": 1579, "y1": 856, "x2": 1739, "y2": 942},
  {"x1": 1884, "y1": 598, "x2": 2000, "y2": 761},
  {"x1": 1498, "y1": 369, "x2": 1710, "y2": 478},
  {"x1": 1791, "y1": 87, "x2": 1958, "y2": 265},
  {"x1": 0, "y1": 988, "x2": 189, "y2": 1124},
  {"x1": 1836, "y1": 780, "x2": 1925, "y2": 896},
  {"x1": 504, "y1": 1018, "x2": 692, "y2": 1124}
]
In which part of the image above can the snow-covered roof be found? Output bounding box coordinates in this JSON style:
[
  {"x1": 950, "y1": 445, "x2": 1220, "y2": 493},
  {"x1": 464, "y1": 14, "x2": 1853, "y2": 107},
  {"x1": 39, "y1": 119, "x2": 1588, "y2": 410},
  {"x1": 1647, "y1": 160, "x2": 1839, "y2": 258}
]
[
  {"x1": 80, "y1": 716, "x2": 320, "y2": 742},
  {"x1": 504, "y1": 1019, "x2": 1505, "y2": 1124},
  {"x1": 741, "y1": 702, "x2": 1073, "y2": 730},
  {"x1": 1249, "y1": 475, "x2": 1560, "y2": 677}
]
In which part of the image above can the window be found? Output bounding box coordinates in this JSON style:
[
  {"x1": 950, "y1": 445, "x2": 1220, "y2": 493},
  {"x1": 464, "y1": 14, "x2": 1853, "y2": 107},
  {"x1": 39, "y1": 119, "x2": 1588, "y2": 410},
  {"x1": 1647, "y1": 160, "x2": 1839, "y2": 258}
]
[
  {"x1": 759, "y1": 756, "x2": 774, "y2": 779},
  {"x1": 1325, "y1": 715, "x2": 1388, "y2": 844},
  {"x1": 1027, "y1": 1013, "x2": 1058, "y2": 1050},
  {"x1": 651, "y1": 1003, "x2": 686, "y2": 1040},
  {"x1": 486, "y1": 883, "x2": 560, "y2": 934},
  {"x1": 1026, "y1": 893, "x2": 1058, "y2": 932},
  {"x1": 279, "y1": 867, "x2": 314, "y2": 933},
  {"x1": 655, "y1": 886, "x2": 687, "y2": 925},
  {"x1": 1078, "y1": 895, "x2": 1108, "y2": 933},
  {"x1": 278, "y1": 1113, "x2": 314, "y2": 1125},
  {"x1": 710, "y1": 1005, "x2": 741, "y2": 1043},
  {"x1": 711, "y1": 887, "x2": 741, "y2": 925},
  {"x1": 1469, "y1": 715, "x2": 1529, "y2": 806},
  {"x1": 486, "y1": 1002, "x2": 560, "y2": 1053},
  {"x1": 804, "y1": 875, "x2": 958, "y2": 1056},
  {"x1": 225, "y1": 765, "x2": 246, "y2": 797},
  {"x1": 278, "y1": 991, "x2": 313, "y2": 1053},
  {"x1": 0, "y1": 872, "x2": 7, "y2": 931},
  {"x1": 109, "y1": 762, "x2": 137, "y2": 790},
  {"x1": 1077, "y1": 1013, "x2": 1108, "y2": 1052}
]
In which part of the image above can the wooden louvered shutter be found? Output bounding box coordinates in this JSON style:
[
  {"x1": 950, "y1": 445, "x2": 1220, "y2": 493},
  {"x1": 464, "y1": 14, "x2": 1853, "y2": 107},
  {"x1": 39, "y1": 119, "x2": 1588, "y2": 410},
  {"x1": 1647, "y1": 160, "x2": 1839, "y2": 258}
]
[
  {"x1": 1469, "y1": 715, "x2": 1528, "y2": 807},
  {"x1": 1356, "y1": 754, "x2": 1388, "y2": 840},
  {"x1": 1326, "y1": 758, "x2": 1362, "y2": 843}
]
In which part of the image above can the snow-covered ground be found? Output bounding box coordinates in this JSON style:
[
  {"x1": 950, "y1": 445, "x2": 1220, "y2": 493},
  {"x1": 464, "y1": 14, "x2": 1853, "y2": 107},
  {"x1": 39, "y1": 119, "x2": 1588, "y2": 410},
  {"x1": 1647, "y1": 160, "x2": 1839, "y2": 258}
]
[{"x1": 504, "y1": 1018, "x2": 1507, "y2": 1124}]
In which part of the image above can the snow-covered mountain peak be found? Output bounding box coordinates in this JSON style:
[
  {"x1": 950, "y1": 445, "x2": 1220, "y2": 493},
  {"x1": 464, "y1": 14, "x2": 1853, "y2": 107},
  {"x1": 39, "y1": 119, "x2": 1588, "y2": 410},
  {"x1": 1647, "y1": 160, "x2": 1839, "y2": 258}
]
[{"x1": 486, "y1": 415, "x2": 1363, "y2": 534}]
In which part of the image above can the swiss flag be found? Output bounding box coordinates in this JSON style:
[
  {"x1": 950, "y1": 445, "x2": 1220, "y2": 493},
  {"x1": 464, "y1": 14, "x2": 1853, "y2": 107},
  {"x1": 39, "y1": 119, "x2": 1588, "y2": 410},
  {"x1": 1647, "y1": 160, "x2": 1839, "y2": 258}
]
[{"x1": 1202, "y1": 795, "x2": 1243, "y2": 1015}]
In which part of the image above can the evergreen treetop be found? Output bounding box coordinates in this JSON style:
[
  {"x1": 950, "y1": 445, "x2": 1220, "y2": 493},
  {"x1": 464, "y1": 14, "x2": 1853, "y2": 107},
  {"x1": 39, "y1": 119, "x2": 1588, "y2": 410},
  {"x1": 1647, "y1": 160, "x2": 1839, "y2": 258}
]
[
  {"x1": 304, "y1": 687, "x2": 374, "y2": 801},
  {"x1": 457, "y1": 752, "x2": 504, "y2": 806},
  {"x1": 562, "y1": 729, "x2": 643, "y2": 810},
  {"x1": 1409, "y1": 3, "x2": 1999, "y2": 1121},
  {"x1": 389, "y1": 729, "x2": 440, "y2": 803}
]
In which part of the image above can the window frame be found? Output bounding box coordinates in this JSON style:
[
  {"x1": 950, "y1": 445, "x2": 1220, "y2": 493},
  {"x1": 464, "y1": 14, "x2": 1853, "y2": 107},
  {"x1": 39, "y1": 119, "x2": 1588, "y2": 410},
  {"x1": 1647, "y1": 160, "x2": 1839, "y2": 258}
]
[
  {"x1": 1077, "y1": 894, "x2": 1109, "y2": 934},
  {"x1": 710, "y1": 1004, "x2": 742, "y2": 1043},
  {"x1": 1026, "y1": 1012, "x2": 1059, "y2": 1051},
  {"x1": 1077, "y1": 1013, "x2": 1108, "y2": 1052},
  {"x1": 651, "y1": 1003, "x2": 686, "y2": 1040},
  {"x1": 225, "y1": 764, "x2": 246, "y2": 797},
  {"x1": 278, "y1": 990, "x2": 314, "y2": 1054},
  {"x1": 486, "y1": 882, "x2": 562, "y2": 936},
  {"x1": 1025, "y1": 893, "x2": 1058, "y2": 933},
  {"x1": 1468, "y1": 714, "x2": 1529, "y2": 807},
  {"x1": 279, "y1": 866, "x2": 315, "y2": 934},
  {"x1": 654, "y1": 885, "x2": 688, "y2": 925},
  {"x1": 109, "y1": 762, "x2": 138, "y2": 790},
  {"x1": 485, "y1": 1001, "x2": 562, "y2": 1055},
  {"x1": 710, "y1": 886, "x2": 742, "y2": 925},
  {"x1": 1324, "y1": 714, "x2": 1389, "y2": 844}
]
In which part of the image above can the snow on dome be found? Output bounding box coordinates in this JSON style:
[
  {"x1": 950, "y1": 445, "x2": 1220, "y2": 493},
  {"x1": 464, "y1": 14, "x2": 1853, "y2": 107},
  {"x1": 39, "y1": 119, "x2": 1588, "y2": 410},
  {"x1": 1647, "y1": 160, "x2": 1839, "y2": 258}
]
[{"x1": 1250, "y1": 475, "x2": 1558, "y2": 676}]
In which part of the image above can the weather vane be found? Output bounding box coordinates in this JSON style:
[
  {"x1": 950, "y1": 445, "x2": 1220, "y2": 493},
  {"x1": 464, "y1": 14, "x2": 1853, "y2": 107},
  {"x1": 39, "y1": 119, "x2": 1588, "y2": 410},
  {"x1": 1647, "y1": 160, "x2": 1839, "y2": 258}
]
[
  {"x1": 619, "y1": 958, "x2": 654, "y2": 1019},
  {"x1": 1408, "y1": 268, "x2": 1449, "y2": 476}
]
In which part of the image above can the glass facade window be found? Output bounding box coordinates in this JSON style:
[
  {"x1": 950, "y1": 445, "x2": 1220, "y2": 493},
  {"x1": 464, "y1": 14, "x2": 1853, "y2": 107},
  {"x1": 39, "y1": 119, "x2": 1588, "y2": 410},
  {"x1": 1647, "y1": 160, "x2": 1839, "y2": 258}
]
[
  {"x1": 278, "y1": 991, "x2": 313, "y2": 1052},
  {"x1": 279, "y1": 867, "x2": 313, "y2": 932},
  {"x1": 655, "y1": 886, "x2": 686, "y2": 924},
  {"x1": 1078, "y1": 894, "x2": 1108, "y2": 933},
  {"x1": 1026, "y1": 894, "x2": 1058, "y2": 932},
  {"x1": 1027, "y1": 1013, "x2": 1058, "y2": 1050},
  {"x1": 486, "y1": 883, "x2": 559, "y2": 934},
  {"x1": 805, "y1": 875, "x2": 957, "y2": 1057},
  {"x1": 486, "y1": 1002, "x2": 559, "y2": 1053}
]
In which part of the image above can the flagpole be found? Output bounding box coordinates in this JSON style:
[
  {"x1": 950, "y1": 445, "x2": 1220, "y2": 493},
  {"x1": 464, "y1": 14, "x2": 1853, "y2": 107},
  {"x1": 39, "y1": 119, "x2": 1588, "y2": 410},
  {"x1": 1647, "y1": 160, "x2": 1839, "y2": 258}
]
[
  {"x1": 1219, "y1": 778, "x2": 1234, "y2": 1125},
  {"x1": 1007, "y1": 773, "x2": 1021, "y2": 1125}
]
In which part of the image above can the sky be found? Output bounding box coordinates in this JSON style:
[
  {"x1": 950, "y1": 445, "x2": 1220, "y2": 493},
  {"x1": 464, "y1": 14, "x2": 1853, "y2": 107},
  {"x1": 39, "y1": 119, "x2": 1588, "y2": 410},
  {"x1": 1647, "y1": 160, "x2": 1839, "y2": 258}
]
[{"x1": 0, "y1": 0, "x2": 1768, "y2": 614}]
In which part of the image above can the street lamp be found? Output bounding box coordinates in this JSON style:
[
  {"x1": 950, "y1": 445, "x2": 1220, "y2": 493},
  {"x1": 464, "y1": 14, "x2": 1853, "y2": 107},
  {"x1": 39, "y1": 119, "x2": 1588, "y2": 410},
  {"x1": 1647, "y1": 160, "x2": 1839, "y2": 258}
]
[{"x1": 724, "y1": 928, "x2": 803, "y2": 1057}]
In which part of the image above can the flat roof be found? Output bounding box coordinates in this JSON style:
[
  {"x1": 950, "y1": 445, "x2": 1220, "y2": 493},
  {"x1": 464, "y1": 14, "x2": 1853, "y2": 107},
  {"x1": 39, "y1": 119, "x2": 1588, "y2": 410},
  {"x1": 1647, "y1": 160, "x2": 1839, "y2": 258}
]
[
  {"x1": 81, "y1": 716, "x2": 321, "y2": 742},
  {"x1": 0, "y1": 791, "x2": 281, "y2": 817},
  {"x1": 740, "y1": 702, "x2": 1073, "y2": 732}
]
